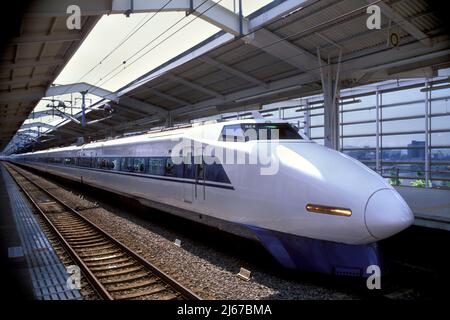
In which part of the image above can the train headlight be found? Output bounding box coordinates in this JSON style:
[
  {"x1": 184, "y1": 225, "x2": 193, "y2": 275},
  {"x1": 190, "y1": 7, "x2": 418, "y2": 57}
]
[{"x1": 306, "y1": 204, "x2": 352, "y2": 217}]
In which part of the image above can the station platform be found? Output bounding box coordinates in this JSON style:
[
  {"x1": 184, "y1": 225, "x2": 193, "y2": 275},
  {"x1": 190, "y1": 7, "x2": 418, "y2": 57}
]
[
  {"x1": 0, "y1": 164, "x2": 82, "y2": 300},
  {"x1": 395, "y1": 186, "x2": 450, "y2": 231}
]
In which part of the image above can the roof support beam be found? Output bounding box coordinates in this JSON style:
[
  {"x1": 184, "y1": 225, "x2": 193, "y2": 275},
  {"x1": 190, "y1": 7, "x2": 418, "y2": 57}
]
[
  {"x1": 10, "y1": 33, "x2": 82, "y2": 45},
  {"x1": 0, "y1": 115, "x2": 31, "y2": 123},
  {"x1": 19, "y1": 122, "x2": 56, "y2": 131},
  {"x1": 119, "y1": 96, "x2": 168, "y2": 117},
  {"x1": 367, "y1": 0, "x2": 431, "y2": 47},
  {"x1": 26, "y1": 0, "x2": 248, "y2": 36},
  {"x1": 248, "y1": 0, "x2": 317, "y2": 30},
  {"x1": 245, "y1": 28, "x2": 324, "y2": 72},
  {"x1": 0, "y1": 58, "x2": 65, "y2": 70},
  {"x1": 46, "y1": 82, "x2": 168, "y2": 117},
  {"x1": 119, "y1": 0, "x2": 315, "y2": 94},
  {"x1": 0, "y1": 88, "x2": 46, "y2": 103},
  {"x1": 362, "y1": 49, "x2": 450, "y2": 73},
  {"x1": 198, "y1": 56, "x2": 268, "y2": 88},
  {"x1": 16, "y1": 129, "x2": 42, "y2": 136},
  {"x1": 46, "y1": 82, "x2": 117, "y2": 99},
  {"x1": 28, "y1": 110, "x2": 64, "y2": 119},
  {"x1": 146, "y1": 88, "x2": 193, "y2": 107},
  {"x1": 171, "y1": 73, "x2": 314, "y2": 117},
  {"x1": 168, "y1": 74, "x2": 224, "y2": 99},
  {"x1": 0, "y1": 74, "x2": 53, "y2": 86},
  {"x1": 169, "y1": 37, "x2": 450, "y2": 119}
]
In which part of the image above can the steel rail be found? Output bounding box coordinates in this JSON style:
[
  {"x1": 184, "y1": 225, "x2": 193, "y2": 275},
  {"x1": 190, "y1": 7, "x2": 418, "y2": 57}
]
[{"x1": 3, "y1": 162, "x2": 201, "y2": 300}]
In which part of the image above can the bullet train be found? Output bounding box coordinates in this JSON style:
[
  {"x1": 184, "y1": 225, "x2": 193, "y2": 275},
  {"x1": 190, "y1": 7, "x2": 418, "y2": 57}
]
[{"x1": 10, "y1": 119, "x2": 414, "y2": 277}]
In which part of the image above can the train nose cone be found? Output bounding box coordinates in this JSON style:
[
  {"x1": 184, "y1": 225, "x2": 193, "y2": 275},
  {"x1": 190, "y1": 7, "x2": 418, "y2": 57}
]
[{"x1": 365, "y1": 189, "x2": 414, "y2": 240}]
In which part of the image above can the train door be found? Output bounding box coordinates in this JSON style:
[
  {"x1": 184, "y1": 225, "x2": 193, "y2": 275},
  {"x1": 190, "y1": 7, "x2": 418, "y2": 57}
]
[
  {"x1": 183, "y1": 146, "x2": 205, "y2": 203},
  {"x1": 194, "y1": 148, "x2": 205, "y2": 203},
  {"x1": 79, "y1": 146, "x2": 86, "y2": 184},
  {"x1": 183, "y1": 147, "x2": 194, "y2": 203}
]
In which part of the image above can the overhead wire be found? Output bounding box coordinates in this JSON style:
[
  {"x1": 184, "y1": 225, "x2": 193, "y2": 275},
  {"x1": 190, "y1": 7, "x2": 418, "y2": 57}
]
[
  {"x1": 126, "y1": 0, "x2": 384, "y2": 96},
  {"x1": 89, "y1": 0, "x2": 218, "y2": 94},
  {"x1": 56, "y1": 0, "x2": 175, "y2": 99}
]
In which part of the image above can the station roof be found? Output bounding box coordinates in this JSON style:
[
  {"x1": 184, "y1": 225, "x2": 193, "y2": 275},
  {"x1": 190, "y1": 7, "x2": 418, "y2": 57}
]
[
  {"x1": 0, "y1": 3, "x2": 101, "y2": 151},
  {"x1": 2, "y1": 0, "x2": 450, "y2": 152}
]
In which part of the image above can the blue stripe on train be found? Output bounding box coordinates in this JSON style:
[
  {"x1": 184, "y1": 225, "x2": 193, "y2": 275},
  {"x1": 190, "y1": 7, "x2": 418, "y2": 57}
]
[
  {"x1": 27, "y1": 156, "x2": 232, "y2": 184},
  {"x1": 36, "y1": 162, "x2": 236, "y2": 190}
]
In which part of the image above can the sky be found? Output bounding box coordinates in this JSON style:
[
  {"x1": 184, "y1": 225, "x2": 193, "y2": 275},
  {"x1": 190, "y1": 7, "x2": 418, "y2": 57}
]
[
  {"x1": 54, "y1": 0, "x2": 272, "y2": 91},
  {"x1": 27, "y1": 0, "x2": 272, "y2": 120}
]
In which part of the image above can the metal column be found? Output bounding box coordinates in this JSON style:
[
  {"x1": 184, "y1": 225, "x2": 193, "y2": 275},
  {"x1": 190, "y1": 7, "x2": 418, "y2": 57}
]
[
  {"x1": 375, "y1": 89, "x2": 380, "y2": 173},
  {"x1": 238, "y1": 0, "x2": 243, "y2": 36},
  {"x1": 322, "y1": 78, "x2": 340, "y2": 150},
  {"x1": 80, "y1": 91, "x2": 87, "y2": 127},
  {"x1": 425, "y1": 79, "x2": 431, "y2": 188},
  {"x1": 318, "y1": 49, "x2": 340, "y2": 150},
  {"x1": 339, "y1": 98, "x2": 344, "y2": 152},
  {"x1": 303, "y1": 100, "x2": 311, "y2": 138}
]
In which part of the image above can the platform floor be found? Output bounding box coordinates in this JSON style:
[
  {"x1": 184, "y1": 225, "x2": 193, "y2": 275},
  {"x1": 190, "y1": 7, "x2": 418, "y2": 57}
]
[
  {"x1": 395, "y1": 186, "x2": 450, "y2": 231},
  {"x1": 0, "y1": 164, "x2": 82, "y2": 300}
]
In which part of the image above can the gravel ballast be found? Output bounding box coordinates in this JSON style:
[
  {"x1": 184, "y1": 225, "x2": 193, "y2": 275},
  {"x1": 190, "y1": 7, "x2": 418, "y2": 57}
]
[{"x1": 26, "y1": 170, "x2": 358, "y2": 300}]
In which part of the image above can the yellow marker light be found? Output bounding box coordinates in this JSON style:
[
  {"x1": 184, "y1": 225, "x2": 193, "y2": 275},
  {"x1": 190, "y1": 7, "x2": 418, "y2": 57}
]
[{"x1": 306, "y1": 204, "x2": 352, "y2": 217}]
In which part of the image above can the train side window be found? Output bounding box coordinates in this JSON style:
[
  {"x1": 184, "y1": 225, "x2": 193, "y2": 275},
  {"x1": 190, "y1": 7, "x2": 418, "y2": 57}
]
[
  {"x1": 134, "y1": 158, "x2": 146, "y2": 173},
  {"x1": 164, "y1": 158, "x2": 175, "y2": 176},
  {"x1": 79, "y1": 157, "x2": 90, "y2": 167},
  {"x1": 99, "y1": 158, "x2": 109, "y2": 170},
  {"x1": 183, "y1": 160, "x2": 195, "y2": 179},
  {"x1": 149, "y1": 158, "x2": 164, "y2": 175},
  {"x1": 111, "y1": 158, "x2": 120, "y2": 171},
  {"x1": 121, "y1": 157, "x2": 132, "y2": 172}
]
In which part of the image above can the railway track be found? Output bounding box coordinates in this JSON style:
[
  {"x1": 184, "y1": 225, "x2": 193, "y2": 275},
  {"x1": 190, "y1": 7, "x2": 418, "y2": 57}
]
[{"x1": 3, "y1": 162, "x2": 201, "y2": 300}]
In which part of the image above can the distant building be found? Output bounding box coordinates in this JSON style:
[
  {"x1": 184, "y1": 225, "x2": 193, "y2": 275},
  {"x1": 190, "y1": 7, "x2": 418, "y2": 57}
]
[
  {"x1": 407, "y1": 140, "x2": 425, "y2": 159},
  {"x1": 382, "y1": 150, "x2": 402, "y2": 160}
]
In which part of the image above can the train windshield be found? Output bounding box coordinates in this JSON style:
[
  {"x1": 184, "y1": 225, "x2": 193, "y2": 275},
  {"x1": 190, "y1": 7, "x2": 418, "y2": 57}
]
[{"x1": 220, "y1": 123, "x2": 303, "y2": 142}]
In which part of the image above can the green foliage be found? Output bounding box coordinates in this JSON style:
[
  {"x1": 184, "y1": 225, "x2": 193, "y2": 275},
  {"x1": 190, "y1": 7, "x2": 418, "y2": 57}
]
[
  {"x1": 411, "y1": 179, "x2": 426, "y2": 188},
  {"x1": 410, "y1": 179, "x2": 432, "y2": 188},
  {"x1": 389, "y1": 169, "x2": 401, "y2": 186}
]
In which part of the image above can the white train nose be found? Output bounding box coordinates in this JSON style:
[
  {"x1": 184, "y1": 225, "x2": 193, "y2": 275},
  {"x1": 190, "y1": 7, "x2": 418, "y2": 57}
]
[{"x1": 365, "y1": 189, "x2": 414, "y2": 240}]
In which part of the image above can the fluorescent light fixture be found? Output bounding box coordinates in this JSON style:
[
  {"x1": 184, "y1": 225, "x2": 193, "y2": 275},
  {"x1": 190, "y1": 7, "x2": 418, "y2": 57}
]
[{"x1": 234, "y1": 85, "x2": 302, "y2": 103}]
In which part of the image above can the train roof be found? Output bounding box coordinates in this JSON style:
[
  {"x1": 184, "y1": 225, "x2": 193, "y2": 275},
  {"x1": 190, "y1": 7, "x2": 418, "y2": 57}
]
[{"x1": 15, "y1": 119, "x2": 290, "y2": 156}]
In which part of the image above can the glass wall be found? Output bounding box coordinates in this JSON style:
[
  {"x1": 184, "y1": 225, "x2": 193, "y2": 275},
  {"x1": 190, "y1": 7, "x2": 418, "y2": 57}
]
[
  {"x1": 339, "y1": 80, "x2": 450, "y2": 188},
  {"x1": 201, "y1": 77, "x2": 450, "y2": 189},
  {"x1": 430, "y1": 85, "x2": 450, "y2": 187}
]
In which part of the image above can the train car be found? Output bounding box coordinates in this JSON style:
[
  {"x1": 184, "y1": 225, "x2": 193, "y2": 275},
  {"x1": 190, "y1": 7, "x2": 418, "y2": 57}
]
[{"x1": 10, "y1": 119, "x2": 414, "y2": 277}]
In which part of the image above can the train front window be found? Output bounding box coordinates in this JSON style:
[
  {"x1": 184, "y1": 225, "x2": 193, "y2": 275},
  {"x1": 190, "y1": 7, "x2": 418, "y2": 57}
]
[{"x1": 219, "y1": 123, "x2": 302, "y2": 141}]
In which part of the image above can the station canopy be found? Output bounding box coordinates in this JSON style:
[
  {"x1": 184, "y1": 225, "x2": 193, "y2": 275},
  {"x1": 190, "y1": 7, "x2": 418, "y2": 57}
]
[{"x1": 1, "y1": 0, "x2": 449, "y2": 153}]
